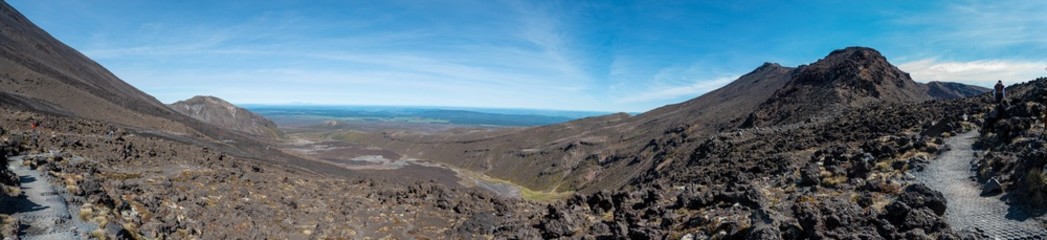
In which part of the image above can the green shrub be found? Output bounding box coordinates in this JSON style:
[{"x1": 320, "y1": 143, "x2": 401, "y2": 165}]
[{"x1": 1027, "y1": 169, "x2": 1047, "y2": 204}]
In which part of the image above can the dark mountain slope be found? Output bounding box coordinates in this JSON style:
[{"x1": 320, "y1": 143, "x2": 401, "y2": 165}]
[
  {"x1": 356, "y1": 61, "x2": 796, "y2": 192},
  {"x1": 924, "y1": 81, "x2": 991, "y2": 100},
  {"x1": 749, "y1": 47, "x2": 932, "y2": 126},
  {"x1": 0, "y1": 1, "x2": 350, "y2": 176},
  {"x1": 0, "y1": 1, "x2": 191, "y2": 133},
  {"x1": 635, "y1": 62, "x2": 795, "y2": 132},
  {"x1": 170, "y1": 96, "x2": 283, "y2": 139}
]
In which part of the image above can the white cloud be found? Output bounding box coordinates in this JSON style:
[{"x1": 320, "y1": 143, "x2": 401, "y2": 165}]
[
  {"x1": 619, "y1": 76, "x2": 737, "y2": 103},
  {"x1": 898, "y1": 58, "x2": 1047, "y2": 86}
]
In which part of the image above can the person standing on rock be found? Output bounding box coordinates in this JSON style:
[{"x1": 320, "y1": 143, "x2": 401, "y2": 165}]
[{"x1": 994, "y1": 80, "x2": 1005, "y2": 104}]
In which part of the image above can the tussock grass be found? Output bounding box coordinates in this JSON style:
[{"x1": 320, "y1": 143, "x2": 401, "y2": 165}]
[
  {"x1": 821, "y1": 174, "x2": 848, "y2": 187},
  {"x1": 0, "y1": 214, "x2": 17, "y2": 237},
  {"x1": 3, "y1": 186, "x2": 20, "y2": 196},
  {"x1": 100, "y1": 171, "x2": 141, "y2": 180},
  {"x1": 78, "y1": 204, "x2": 94, "y2": 220},
  {"x1": 90, "y1": 228, "x2": 107, "y2": 240}
]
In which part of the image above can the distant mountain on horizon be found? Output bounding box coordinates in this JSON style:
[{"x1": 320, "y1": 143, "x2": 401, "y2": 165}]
[
  {"x1": 242, "y1": 104, "x2": 619, "y2": 120},
  {"x1": 924, "y1": 81, "x2": 991, "y2": 100},
  {"x1": 169, "y1": 96, "x2": 284, "y2": 139},
  {"x1": 247, "y1": 105, "x2": 596, "y2": 127}
]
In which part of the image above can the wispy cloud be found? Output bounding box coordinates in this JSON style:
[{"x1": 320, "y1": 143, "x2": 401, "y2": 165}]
[
  {"x1": 619, "y1": 76, "x2": 737, "y2": 104},
  {"x1": 891, "y1": 1, "x2": 1047, "y2": 55},
  {"x1": 898, "y1": 58, "x2": 1047, "y2": 86},
  {"x1": 60, "y1": 1, "x2": 610, "y2": 110},
  {"x1": 15, "y1": 0, "x2": 1045, "y2": 113}
]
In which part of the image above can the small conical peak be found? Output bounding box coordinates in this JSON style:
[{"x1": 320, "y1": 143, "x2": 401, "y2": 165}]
[
  {"x1": 185, "y1": 95, "x2": 232, "y2": 105},
  {"x1": 756, "y1": 62, "x2": 783, "y2": 70},
  {"x1": 744, "y1": 62, "x2": 790, "y2": 76}
]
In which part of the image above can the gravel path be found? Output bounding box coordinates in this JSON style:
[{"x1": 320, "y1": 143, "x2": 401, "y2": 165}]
[
  {"x1": 916, "y1": 131, "x2": 1047, "y2": 239},
  {"x1": 4, "y1": 154, "x2": 97, "y2": 240}
]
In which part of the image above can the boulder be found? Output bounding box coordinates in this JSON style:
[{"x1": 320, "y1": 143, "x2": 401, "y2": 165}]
[
  {"x1": 848, "y1": 153, "x2": 875, "y2": 178},
  {"x1": 897, "y1": 184, "x2": 947, "y2": 216},
  {"x1": 981, "y1": 177, "x2": 1002, "y2": 195},
  {"x1": 454, "y1": 213, "x2": 496, "y2": 235},
  {"x1": 799, "y1": 163, "x2": 821, "y2": 186},
  {"x1": 105, "y1": 222, "x2": 134, "y2": 240},
  {"x1": 900, "y1": 208, "x2": 946, "y2": 232},
  {"x1": 538, "y1": 204, "x2": 576, "y2": 238}
]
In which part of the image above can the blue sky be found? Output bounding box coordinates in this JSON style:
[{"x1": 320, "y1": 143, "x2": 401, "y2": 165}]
[{"x1": 8, "y1": 1, "x2": 1047, "y2": 112}]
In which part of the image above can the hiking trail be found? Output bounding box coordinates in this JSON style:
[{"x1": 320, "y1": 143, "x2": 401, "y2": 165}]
[
  {"x1": 4, "y1": 154, "x2": 97, "y2": 240},
  {"x1": 915, "y1": 130, "x2": 1047, "y2": 239}
]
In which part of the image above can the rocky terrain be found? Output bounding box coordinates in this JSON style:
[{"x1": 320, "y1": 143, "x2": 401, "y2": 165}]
[
  {"x1": 974, "y1": 77, "x2": 1047, "y2": 207},
  {"x1": 0, "y1": 105, "x2": 545, "y2": 239},
  {"x1": 448, "y1": 78, "x2": 1043, "y2": 239},
  {"x1": 1, "y1": 0, "x2": 1043, "y2": 239},
  {"x1": 169, "y1": 96, "x2": 283, "y2": 139}
]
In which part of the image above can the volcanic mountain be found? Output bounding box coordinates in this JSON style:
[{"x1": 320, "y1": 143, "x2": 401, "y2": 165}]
[
  {"x1": 924, "y1": 81, "x2": 991, "y2": 100},
  {"x1": 356, "y1": 46, "x2": 989, "y2": 194},
  {"x1": 169, "y1": 96, "x2": 283, "y2": 139},
  {"x1": 0, "y1": 1, "x2": 338, "y2": 173},
  {"x1": 746, "y1": 47, "x2": 933, "y2": 127},
  {"x1": 0, "y1": 1, "x2": 192, "y2": 133}
]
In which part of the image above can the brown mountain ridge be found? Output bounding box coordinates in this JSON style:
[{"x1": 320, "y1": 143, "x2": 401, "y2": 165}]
[{"x1": 169, "y1": 96, "x2": 283, "y2": 139}]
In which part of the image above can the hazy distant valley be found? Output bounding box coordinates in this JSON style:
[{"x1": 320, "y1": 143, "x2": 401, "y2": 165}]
[{"x1": 250, "y1": 104, "x2": 611, "y2": 129}]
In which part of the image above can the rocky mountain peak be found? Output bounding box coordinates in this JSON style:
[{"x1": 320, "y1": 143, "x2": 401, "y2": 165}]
[
  {"x1": 747, "y1": 46, "x2": 932, "y2": 126},
  {"x1": 794, "y1": 46, "x2": 911, "y2": 89},
  {"x1": 825, "y1": 46, "x2": 884, "y2": 61}
]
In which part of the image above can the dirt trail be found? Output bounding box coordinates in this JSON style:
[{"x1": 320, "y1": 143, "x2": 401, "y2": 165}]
[
  {"x1": 916, "y1": 131, "x2": 1047, "y2": 238},
  {"x1": 4, "y1": 154, "x2": 97, "y2": 240}
]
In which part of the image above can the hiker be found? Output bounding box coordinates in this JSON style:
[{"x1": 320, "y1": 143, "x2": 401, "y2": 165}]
[{"x1": 994, "y1": 80, "x2": 1005, "y2": 104}]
